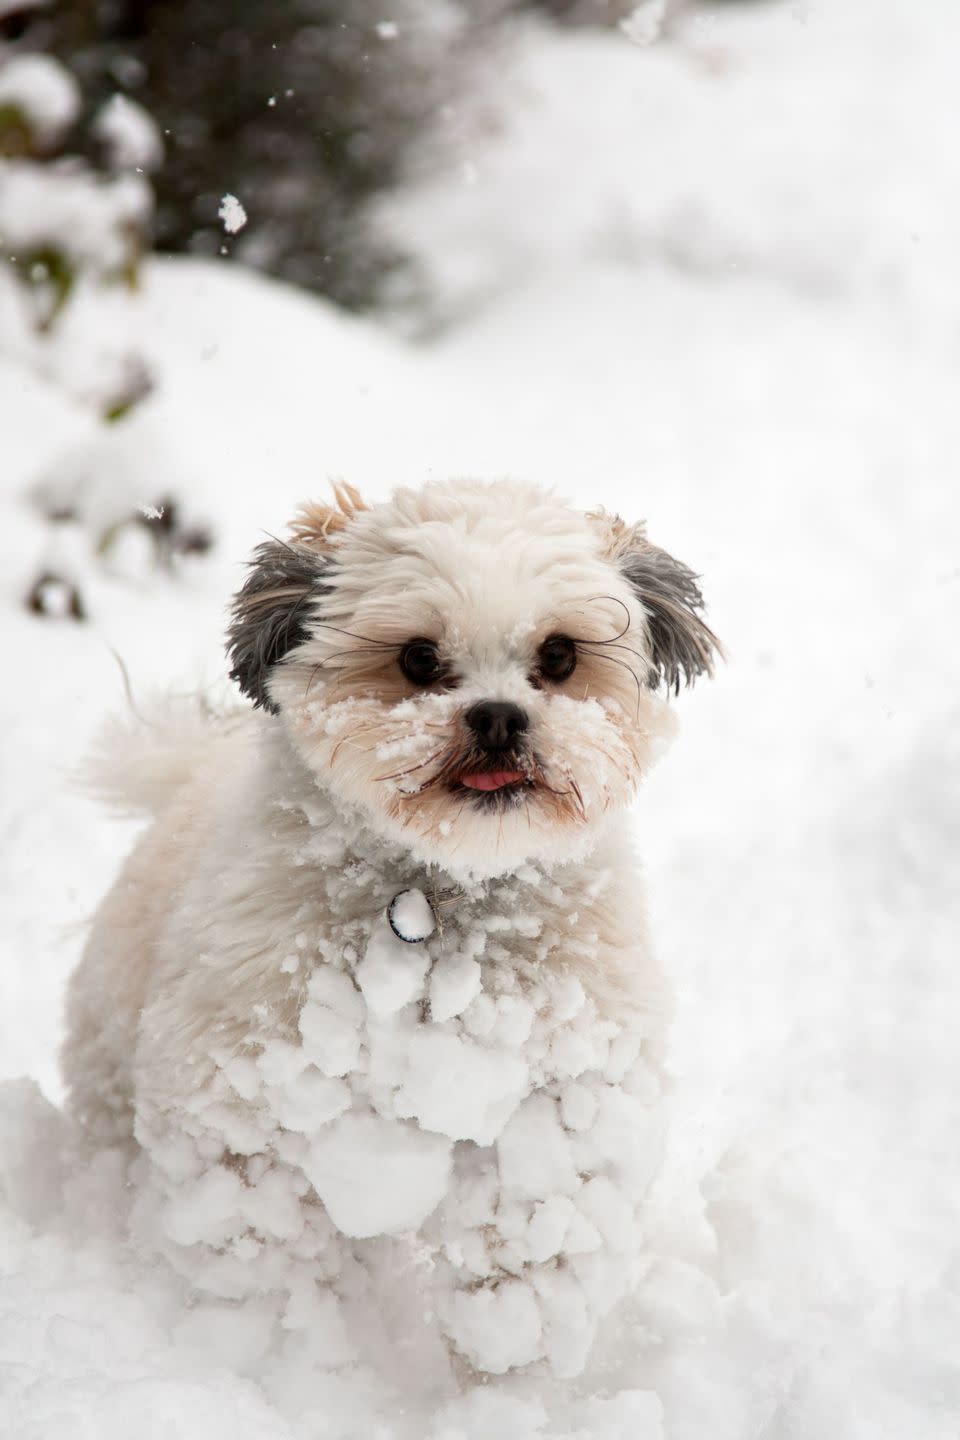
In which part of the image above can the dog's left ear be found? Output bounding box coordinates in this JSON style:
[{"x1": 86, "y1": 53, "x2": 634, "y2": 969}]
[{"x1": 591, "y1": 512, "x2": 721, "y2": 694}]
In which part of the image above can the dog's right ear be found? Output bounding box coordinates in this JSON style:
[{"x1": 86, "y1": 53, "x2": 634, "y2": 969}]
[
  {"x1": 228, "y1": 485, "x2": 368, "y2": 712},
  {"x1": 226, "y1": 540, "x2": 330, "y2": 712}
]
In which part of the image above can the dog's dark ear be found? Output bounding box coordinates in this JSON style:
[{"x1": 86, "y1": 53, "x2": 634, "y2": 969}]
[
  {"x1": 622, "y1": 540, "x2": 720, "y2": 693},
  {"x1": 591, "y1": 512, "x2": 721, "y2": 694},
  {"x1": 226, "y1": 540, "x2": 330, "y2": 712}
]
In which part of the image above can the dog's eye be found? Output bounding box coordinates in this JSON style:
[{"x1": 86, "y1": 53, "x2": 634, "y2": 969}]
[
  {"x1": 536, "y1": 634, "x2": 577, "y2": 682},
  {"x1": 399, "y1": 639, "x2": 445, "y2": 686}
]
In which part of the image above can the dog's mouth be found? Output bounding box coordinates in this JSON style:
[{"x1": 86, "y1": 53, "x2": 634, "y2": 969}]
[
  {"x1": 383, "y1": 740, "x2": 587, "y2": 825},
  {"x1": 448, "y1": 752, "x2": 536, "y2": 803},
  {"x1": 458, "y1": 768, "x2": 526, "y2": 792}
]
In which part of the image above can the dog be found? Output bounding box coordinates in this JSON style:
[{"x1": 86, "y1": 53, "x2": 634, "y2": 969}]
[{"x1": 62, "y1": 478, "x2": 718, "y2": 1379}]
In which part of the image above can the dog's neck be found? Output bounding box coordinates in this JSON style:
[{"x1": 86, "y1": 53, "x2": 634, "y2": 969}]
[
  {"x1": 261, "y1": 716, "x2": 619, "y2": 916},
  {"x1": 246, "y1": 716, "x2": 650, "y2": 1014}
]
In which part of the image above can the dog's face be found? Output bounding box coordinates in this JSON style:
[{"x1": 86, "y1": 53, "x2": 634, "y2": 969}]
[{"x1": 227, "y1": 481, "x2": 718, "y2": 877}]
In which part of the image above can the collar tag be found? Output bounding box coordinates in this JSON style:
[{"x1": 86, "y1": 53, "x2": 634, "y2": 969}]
[{"x1": 387, "y1": 888, "x2": 437, "y2": 944}]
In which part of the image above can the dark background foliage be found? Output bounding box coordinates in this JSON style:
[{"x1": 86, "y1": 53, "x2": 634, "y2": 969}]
[
  {"x1": 3, "y1": 0, "x2": 640, "y2": 309},
  {"x1": 2, "y1": 0, "x2": 767, "y2": 309}
]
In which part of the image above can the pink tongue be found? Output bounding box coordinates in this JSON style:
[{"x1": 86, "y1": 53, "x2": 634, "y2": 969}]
[{"x1": 460, "y1": 770, "x2": 524, "y2": 792}]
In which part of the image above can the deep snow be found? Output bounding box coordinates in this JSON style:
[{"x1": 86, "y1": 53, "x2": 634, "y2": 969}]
[{"x1": 1, "y1": 1, "x2": 958, "y2": 1435}]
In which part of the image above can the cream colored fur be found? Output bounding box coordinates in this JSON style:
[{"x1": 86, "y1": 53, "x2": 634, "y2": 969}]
[{"x1": 62, "y1": 479, "x2": 713, "y2": 1377}]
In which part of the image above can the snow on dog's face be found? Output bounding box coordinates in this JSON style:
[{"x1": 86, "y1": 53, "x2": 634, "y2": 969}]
[{"x1": 228, "y1": 480, "x2": 718, "y2": 877}]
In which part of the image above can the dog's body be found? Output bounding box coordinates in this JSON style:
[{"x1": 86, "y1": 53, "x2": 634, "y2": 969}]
[{"x1": 63, "y1": 480, "x2": 717, "y2": 1377}]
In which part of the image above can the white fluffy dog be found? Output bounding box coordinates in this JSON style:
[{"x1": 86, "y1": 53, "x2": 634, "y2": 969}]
[{"x1": 62, "y1": 479, "x2": 718, "y2": 1379}]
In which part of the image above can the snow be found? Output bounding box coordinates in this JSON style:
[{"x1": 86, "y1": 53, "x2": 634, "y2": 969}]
[
  {"x1": 218, "y1": 192, "x2": 248, "y2": 235},
  {"x1": 393, "y1": 1029, "x2": 529, "y2": 1143},
  {"x1": 0, "y1": 53, "x2": 79, "y2": 149},
  {"x1": 303, "y1": 1110, "x2": 453, "y2": 1238},
  {"x1": 0, "y1": 0, "x2": 46, "y2": 16},
  {"x1": 620, "y1": 1, "x2": 667, "y2": 47},
  {"x1": 0, "y1": 158, "x2": 152, "y2": 407},
  {"x1": 93, "y1": 93, "x2": 164, "y2": 174},
  {"x1": 2, "y1": 0, "x2": 959, "y2": 1435},
  {"x1": 428, "y1": 950, "x2": 482, "y2": 1021},
  {"x1": 0, "y1": 161, "x2": 151, "y2": 270},
  {"x1": 357, "y1": 921, "x2": 432, "y2": 1014},
  {"x1": 388, "y1": 885, "x2": 437, "y2": 942},
  {"x1": 447, "y1": 1279, "x2": 544, "y2": 1374}
]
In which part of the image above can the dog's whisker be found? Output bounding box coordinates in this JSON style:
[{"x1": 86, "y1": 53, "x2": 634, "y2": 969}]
[
  {"x1": 329, "y1": 733, "x2": 376, "y2": 766},
  {"x1": 578, "y1": 593, "x2": 633, "y2": 642},
  {"x1": 575, "y1": 647, "x2": 645, "y2": 719},
  {"x1": 373, "y1": 747, "x2": 448, "y2": 785},
  {"x1": 579, "y1": 639, "x2": 647, "y2": 665},
  {"x1": 310, "y1": 620, "x2": 397, "y2": 647}
]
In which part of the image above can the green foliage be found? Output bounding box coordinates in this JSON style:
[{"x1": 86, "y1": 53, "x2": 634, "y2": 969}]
[
  {"x1": 9, "y1": 245, "x2": 74, "y2": 330},
  {"x1": 0, "y1": 101, "x2": 33, "y2": 155}
]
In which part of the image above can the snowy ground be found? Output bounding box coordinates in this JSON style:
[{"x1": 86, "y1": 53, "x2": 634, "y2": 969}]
[{"x1": 2, "y1": 1, "x2": 959, "y2": 1435}]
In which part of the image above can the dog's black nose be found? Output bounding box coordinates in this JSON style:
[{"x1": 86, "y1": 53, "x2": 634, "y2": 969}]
[{"x1": 464, "y1": 700, "x2": 529, "y2": 751}]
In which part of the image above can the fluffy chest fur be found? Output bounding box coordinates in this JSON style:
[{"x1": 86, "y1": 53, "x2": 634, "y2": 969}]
[{"x1": 136, "y1": 716, "x2": 666, "y2": 1082}]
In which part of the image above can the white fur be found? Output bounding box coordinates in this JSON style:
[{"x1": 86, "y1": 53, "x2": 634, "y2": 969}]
[{"x1": 63, "y1": 480, "x2": 698, "y2": 1379}]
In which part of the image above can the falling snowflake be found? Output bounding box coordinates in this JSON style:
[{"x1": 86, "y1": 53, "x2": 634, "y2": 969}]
[
  {"x1": 619, "y1": 0, "x2": 666, "y2": 47},
  {"x1": 218, "y1": 193, "x2": 247, "y2": 235}
]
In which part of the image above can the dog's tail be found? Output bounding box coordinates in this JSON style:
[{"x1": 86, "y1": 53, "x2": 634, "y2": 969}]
[{"x1": 80, "y1": 690, "x2": 240, "y2": 819}]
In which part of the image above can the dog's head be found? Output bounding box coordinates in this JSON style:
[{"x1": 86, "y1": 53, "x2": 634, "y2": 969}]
[{"x1": 227, "y1": 480, "x2": 719, "y2": 877}]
